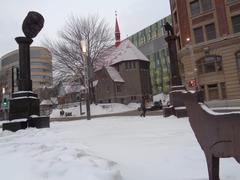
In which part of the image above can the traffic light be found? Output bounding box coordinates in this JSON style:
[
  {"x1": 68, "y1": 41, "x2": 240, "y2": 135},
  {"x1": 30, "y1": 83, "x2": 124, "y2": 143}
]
[
  {"x1": 188, "y1": 79, "x2": 196, "y2": 87},
  {"x1": 3, "y1": 98, "x2": 7, "y2": 106},
  {"x1": 1, "y1": 97, "x2": 9, "y2": 109}
]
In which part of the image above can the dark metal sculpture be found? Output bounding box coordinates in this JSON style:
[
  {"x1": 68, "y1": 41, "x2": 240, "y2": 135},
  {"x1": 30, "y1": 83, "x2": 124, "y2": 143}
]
[
  {"x1": 180, "y1": 90, "x2": 240, "y2": 180},
  {"x1": 164, "y1": 22, "x2": 182, "y2": 86},
  {"x1": 22, "y1": 11, "x2": 44, "y2": 38},
  {"x1": 4, "y1": 11, "x2": 49, "y2": 132},
  {"x1": 16, "y1": 11, "x2": 44, "y2": 91},
  {"x1": 163, "y1": 22, "x2": 187, "y2": 118}
]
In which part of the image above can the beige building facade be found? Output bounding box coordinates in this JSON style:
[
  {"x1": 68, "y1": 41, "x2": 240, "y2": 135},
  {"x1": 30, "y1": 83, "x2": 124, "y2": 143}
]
[
  {"x1": 0, "y1": 46, "x2": 53, "y2": 94},
  {"x1": 170, "y1": 0, "x2": 240, "y2": 101}
]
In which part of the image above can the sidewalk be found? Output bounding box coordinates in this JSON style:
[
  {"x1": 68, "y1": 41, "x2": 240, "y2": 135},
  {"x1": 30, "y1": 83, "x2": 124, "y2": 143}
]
[{"x1": 51, "y1": 109, "x2": 163, "y2": 122}]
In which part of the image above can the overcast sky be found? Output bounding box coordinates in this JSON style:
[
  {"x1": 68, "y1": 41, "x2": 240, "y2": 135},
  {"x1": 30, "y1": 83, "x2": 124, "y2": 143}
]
[{"x1": 0, "y1": 0, "x2": 170, "y2": 56}]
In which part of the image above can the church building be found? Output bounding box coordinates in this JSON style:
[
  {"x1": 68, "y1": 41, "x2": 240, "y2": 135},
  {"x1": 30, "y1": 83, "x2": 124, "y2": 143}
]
[{"x1": 94, "y1": 15, "x2": 152, "y2": 104}]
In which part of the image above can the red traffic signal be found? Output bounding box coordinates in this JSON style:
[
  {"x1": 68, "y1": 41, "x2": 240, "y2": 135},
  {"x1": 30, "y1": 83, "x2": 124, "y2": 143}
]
[{"x1": 188, "y1": 79, "x2": 196, "y2": 87}]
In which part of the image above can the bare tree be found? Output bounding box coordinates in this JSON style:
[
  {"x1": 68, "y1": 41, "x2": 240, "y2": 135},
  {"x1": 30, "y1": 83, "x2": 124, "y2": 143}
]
[{"x1": 43, "y1": 15, "x2": 113, "y2": 84}]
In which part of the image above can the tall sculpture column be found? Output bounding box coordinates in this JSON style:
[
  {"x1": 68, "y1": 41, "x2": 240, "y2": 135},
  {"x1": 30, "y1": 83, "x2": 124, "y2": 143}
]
[
  {"x1": 165, "y1": 34, "x2": 182, "y2": 87},
  {"x1": 15, "y1": 37, "x2": 33, "y2": 91},
  {"x1": 4, "y1": 11, "x2": 50, "y2": 132},
  {"x1": 163, "y1": 22, "x2": 187, "y2": 118}
]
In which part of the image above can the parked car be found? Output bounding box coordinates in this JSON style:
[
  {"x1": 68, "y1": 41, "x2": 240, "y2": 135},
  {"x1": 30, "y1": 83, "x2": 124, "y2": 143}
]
[{"x1": 149, "y1": 101, "x2": 163, "y2": 111}]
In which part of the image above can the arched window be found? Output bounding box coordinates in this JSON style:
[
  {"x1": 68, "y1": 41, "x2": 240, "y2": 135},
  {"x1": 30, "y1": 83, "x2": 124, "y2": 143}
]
[{"x1": 197, "y1": 55, "x2": 222, "y2": 74}]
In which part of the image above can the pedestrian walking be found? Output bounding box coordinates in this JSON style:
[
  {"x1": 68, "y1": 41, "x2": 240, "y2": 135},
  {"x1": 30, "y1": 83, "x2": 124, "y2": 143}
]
[{"x1": 140, "y1": 96, "x2": 147, "y2": 117}]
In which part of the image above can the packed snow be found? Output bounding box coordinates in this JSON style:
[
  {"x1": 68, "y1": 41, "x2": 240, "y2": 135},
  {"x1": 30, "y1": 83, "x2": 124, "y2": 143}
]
[
  {"x1": 0, "y1": 115, "x2": 240, "y2": 180},
  {"x1": 50, "y1": 103, "x2": 139, "y2": 118}
]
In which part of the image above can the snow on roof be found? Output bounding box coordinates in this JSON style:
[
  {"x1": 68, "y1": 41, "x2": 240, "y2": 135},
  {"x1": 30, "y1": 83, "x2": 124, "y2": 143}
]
[
  {"x1": 65, "y1": 84, "x2": 85, "y2": 94},
  {"x1": 50, "y1": 97, "x2": 58, "y2": 104},
  {"x1": 105, "y1": 67, "x2": 125, "y2": 83},
  {"x1": 40, "y1": 99, "x2": 53, "y2": 106},
  {"x1": 64, "y1": 81, "x2": 98, "y2": 94},
  {"x1": 99, "y1": 39, "x2": 149, "y2": 68},
  {"x1": 93, "y1": 80, "x2": 98, "y2": 87}
]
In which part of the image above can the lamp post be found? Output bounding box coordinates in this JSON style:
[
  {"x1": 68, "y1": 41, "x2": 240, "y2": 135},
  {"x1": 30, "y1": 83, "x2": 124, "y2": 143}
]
[
  {"x1": 186, "y1": 38, "x2": 198, "y2": 90},
  {"x1": 81, "y1": 40, "x2": 91, "y2": 120}
]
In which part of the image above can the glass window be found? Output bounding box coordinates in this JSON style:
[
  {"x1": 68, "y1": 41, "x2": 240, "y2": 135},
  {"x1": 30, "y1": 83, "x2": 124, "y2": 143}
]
[
  {"x1": 208, "y1": 84, "x2": 219, "y2": 100},
  {"x1": 116, "y1": 85, "x2": 121, "y2": 92},
  {"x1": 220, "y1": 82, "x2": 227, "y2": 99},
  {"x1": 1, "y1": 54, "x2": 18, "y2": 67},
  {"x1": 197, "y1": 61, "x2": 203, "y2": 74},
  {"x1": 125, "y1": 62, "x2": 128, "y2": 69},
  {"x1": 198, "y1": 56, "x2": 222, "y2": 74},
  {"x1": 200, "y1": 85, "x2": 206, "y2": 100},
  {"x1": 190, "y1": 0, "x2": 200, "y2": 16},
  {"x1": 129, "y1": 62, "x2": 132, "y2": 69},
  {"x1": 31, "y1": 61, "x2": 51, "y2": 67},
  {"x1": 232, "y1": 15, "x2": 240, "y2": 33},
  {"x1": 205, "y1": 23, "x2": 216, "y2": 40},
  {"x1": 228, "y1": 0, "x2": 238, "y2": 3},
  {"x1": 204, "y1": 61, "x2": 215, "y2": 73},
  {"x1": 194, "y1": 27, "x2": 204, "y2": 43},
  {"x1": 201, "y1": 0, "x2": 212, "y2": 11},
  {"x1": 236, "y1": 51, "x2": 240, "y2": 70},
  {"x1": 132, "y1": 61, "x2": 136, "y2": 69},
  {"x1": 31, "y1": 68, "x2": 50, "y2": 73}
]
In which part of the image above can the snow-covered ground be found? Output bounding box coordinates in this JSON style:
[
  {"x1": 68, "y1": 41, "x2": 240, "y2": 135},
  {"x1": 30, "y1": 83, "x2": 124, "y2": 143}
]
[
  {"x1": 50, "y1": 103, "x2": 139, "y2": 118},
  {"x1": 50, "y1": 93, "x2": 169, "y2": 118},
  {"x1": 0, "y1": 116, "x2": 240, "y2": 180}
]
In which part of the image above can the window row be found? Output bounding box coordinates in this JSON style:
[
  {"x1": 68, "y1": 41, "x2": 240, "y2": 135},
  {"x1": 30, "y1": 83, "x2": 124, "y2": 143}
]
[
  {"x1": 31, "y1": 68, "x2": 51, "y2": 73},
  {"x1": 31, "y1": 75, "x2": 52, "y2": 81},
  {"x1": 125, "y1": 61, "x2": 136, "y2": 69},
  {"x1": 190, "y1": 0, "x2": 213, "y2": 17},
  {"x1": 200, "y1": 82, "x2": 226, "y2": 100},
  {"x1": 194, "y1": 23, "x2": 216, "y2": 43},
  {"x1": 196, "y1": 51, "x2": 240, "y2": 75},
  {"x1": 31, "y1": 61, "x2": 52, "y2": 67},
  {"x1": 197, "y1": 55, "x2": 222, "y2": 74},
  {"x1": 232, "y1": 15, "x2": 240, "y2": 34},
  {"x1": 193, "y1": 15, "x2": 240, "y2": 44},
  {"x1": 129, "y1": 16, "x2": 171, "y2": 48}
]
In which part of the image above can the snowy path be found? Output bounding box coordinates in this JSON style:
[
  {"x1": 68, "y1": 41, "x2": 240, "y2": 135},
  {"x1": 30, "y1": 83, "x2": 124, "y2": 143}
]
[{"x1": 0, "y1": 116, "x2": 239, "y2": 180}]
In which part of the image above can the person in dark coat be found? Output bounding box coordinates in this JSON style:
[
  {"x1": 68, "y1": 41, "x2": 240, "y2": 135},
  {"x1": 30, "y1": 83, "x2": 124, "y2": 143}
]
[{"x1": 140, "y1": 96, "x2": 147, "y2": 117}]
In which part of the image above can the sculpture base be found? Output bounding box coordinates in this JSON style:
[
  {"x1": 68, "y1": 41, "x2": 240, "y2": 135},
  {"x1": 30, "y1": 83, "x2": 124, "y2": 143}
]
[
  {"x1": 2, "y1": 116, "x2": 50, "y2": 132},
  {"x1": 28, "y1": 116, "x2": 50, "y2": 128},
  {"x1": 163, "y1": 85, "x2": 188, "y2": 118},
  {"x1": 9, "y1": 91, "x2": 40, "y2": 120},
  {"x1": 2, "y1": 120, "x2": 28, "y2": 132}
]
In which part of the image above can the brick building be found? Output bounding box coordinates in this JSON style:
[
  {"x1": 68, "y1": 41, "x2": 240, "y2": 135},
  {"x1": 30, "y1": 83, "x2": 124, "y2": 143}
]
[{"x1": 170, "y1": 0, "x2": 240, "y2": 102}]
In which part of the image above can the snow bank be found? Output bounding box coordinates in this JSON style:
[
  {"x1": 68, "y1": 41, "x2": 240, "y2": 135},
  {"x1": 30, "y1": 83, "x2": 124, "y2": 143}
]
[
  {"x1": 0, "y1": 126, "x2": 122, "y2": 180},
  {"x1": 153, "y1": 93, "x2": 169, "y2": 106}
]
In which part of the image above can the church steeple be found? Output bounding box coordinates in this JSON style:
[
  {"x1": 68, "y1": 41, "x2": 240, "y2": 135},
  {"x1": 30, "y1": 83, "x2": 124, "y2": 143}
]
[{"x1": 115, "y1": 11, "x2": 121, "y2": 47}]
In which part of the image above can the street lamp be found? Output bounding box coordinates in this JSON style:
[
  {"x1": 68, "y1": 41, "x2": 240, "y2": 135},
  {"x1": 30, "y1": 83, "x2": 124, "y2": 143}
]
[
  {"x1": 186, "y1": 38, "x2": 198, "y2": 90},
  {"x1": 81, "y1": 39, "x2": 91, "y2": 120},
  {"x1": 2, "y1": 88, "x2": 5, "y2": 95}
]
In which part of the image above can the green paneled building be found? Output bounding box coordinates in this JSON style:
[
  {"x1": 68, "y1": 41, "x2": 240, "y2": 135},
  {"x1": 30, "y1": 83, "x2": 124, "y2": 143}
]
[{"x1": 128, "y1": 15, "x2": 171, "y2": 94}]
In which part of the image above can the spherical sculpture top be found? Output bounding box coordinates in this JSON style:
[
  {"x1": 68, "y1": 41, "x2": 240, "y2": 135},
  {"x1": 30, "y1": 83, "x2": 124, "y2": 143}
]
[{"x1": 22, "y1": 11, "x2": 44, "y2": 38}]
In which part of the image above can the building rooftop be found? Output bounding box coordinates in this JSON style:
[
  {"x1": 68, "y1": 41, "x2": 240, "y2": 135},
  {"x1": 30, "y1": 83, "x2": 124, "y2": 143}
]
[
  {"x1": 98, "y1": 39, "x2": 149, "y2": 69},
  {"x1": 105, "y1": 66, "x2": 125, "y2": 83}
]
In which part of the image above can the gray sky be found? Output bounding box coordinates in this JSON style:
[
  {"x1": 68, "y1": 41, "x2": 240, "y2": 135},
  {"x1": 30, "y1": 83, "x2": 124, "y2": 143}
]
[{"x1": 0, "y1": 0, "x2": 170, "y2": 56}]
